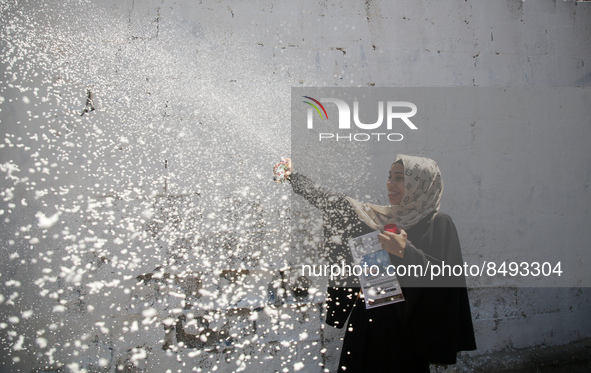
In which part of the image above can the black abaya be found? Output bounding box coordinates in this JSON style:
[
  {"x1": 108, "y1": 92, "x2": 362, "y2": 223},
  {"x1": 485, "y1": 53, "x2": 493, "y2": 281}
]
[{"x1": 290, "y1": 172, "x2": 477, "y2": 371}]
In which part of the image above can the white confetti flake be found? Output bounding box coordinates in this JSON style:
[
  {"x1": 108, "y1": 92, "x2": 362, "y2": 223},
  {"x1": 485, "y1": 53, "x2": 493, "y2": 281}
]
[
  {"x1": 12, "y1": 335, "x2": 25, "y2": 351},
  {"x1": 35, "y1": 337, "x2": 48, "y2": 349},
  {"x1": 35, "y1": 211, "x2": 61, "y2": 229},
  {"x1": 130, "y1": 348, "x2": 147, "y2": 365}
]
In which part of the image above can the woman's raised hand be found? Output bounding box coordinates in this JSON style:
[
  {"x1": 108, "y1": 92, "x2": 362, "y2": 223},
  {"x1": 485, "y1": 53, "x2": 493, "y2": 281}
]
[
  {"x1": 273, "y1": 158, "x2": 292, "y2": 183},
  {"x1": 378, "y1": 229, "x2": 408, "y2": 259}
]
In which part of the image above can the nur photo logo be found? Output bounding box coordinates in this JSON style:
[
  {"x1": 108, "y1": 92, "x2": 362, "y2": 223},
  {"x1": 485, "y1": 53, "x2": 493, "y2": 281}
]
[{"x1": 302, "y1": 95, "x2": 418, "y2": 142}]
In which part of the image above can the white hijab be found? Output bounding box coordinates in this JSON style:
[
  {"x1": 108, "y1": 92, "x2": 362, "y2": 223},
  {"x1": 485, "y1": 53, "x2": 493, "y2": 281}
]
[{"x1": 346, "y1": 154, "x2": 443, "y2": 231}]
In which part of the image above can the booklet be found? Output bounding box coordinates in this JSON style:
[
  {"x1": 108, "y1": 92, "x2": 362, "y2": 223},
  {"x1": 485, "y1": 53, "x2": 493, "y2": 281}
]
[{"x1": 348, "y1": 230, "x2": 405, "y2": 309}]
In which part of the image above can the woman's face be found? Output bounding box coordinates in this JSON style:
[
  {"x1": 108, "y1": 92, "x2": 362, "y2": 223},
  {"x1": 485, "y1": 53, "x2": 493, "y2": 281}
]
[{"x1": 387, "y1": 162, "x2": 405, "y2": 206}]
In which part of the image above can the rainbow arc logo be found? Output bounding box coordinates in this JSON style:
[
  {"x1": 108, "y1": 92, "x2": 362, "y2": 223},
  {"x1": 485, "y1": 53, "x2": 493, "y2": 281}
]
[{"x1": 302, "y1": 96, "x2": 328, "y2": 120}]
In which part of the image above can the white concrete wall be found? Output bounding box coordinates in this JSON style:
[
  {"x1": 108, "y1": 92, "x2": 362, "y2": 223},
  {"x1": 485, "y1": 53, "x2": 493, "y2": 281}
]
[{"x1": 1, "y1": 0, "x2": 590, "y2": 372}]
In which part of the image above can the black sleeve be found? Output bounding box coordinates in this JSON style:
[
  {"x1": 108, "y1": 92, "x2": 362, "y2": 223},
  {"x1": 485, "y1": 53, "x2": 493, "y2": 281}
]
[
  {"x1": 388, "y1": 236, "x2": 429, "y2": 285},
  {"x1": 402, "y1": 240, "x2": 428, "y2": 267},
  {"x1": 425, "y1": 213, "x2": 466, "y2": 287},
  {"x1": 390, "y1": 214, "x2": 464, "y2": 286},
  {"x1": 290, "y1": 172, "x2": 345, "y2": 212},
  {"x1": 290, "y1": 172, "x2": 363, "y2": 233},
  {"x1": 426, "y1": 213, "x2": 462, "y2": 264}
]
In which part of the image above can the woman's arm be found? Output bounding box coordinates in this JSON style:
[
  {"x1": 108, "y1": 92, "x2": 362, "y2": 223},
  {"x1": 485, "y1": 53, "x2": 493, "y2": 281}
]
[
  {"x1": 402, "y1": 239, "x2": 429, "y2": 266},
  {"x1": 291, "y1": 168, "x2": 433, "y2": 267},
  {"x1": 286, "y1": 158, "x2": 351, "y2": 214},
  {"x1": 290, "y1": 172, "x2": 348, "y2": 212},
  {"x1": 397, "y1": 213, "x2": 466, "y2": 287},
  {"x1": 378, "y1": 229, "x2": 429, "y2": 267}
]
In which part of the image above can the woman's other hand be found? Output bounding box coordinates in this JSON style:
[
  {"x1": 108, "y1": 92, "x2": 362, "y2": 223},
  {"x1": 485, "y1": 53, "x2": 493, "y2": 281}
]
[
  {"x1": 378, "y1": 229, "x2": 407, "y2": 259},
  {"x1": 285, "y1": 158, "x2": 292, "y2": 176}
]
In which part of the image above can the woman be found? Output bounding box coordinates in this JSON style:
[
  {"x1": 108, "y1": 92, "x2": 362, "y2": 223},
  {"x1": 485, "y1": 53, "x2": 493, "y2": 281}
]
[{"x1": 285, "y1": 154, "x2": 476, "y2": 372}]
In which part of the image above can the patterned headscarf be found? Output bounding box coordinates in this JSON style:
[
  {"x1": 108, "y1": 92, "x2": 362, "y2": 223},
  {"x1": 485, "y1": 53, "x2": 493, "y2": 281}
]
[{"x1": 346, "y1": 154, "x2": 443, "y2": 230}]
